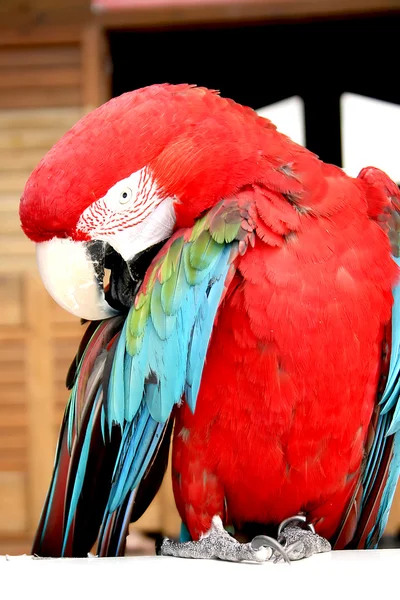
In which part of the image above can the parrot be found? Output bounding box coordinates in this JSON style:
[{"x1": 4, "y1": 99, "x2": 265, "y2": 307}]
[{"x1": 19, "y1": 83, "x2": 400, "y2": 562}]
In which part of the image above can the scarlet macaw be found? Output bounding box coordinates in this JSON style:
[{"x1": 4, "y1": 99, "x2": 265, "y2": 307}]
[{"x1": 19, "y1": 84, "x2": 400, "y2": 561}]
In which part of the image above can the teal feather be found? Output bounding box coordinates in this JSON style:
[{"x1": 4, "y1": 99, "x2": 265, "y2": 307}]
[
  {"x1": 180, "y1": 522, "x2": 192, "y2": 542},
  {"x1": 160, "y1": 251, "x2": 187, "y2": 315},
  {"x1": 101, "y1": 233, "x2": 234, "y2": 519},
  {"x1": 151, "y1": 279, "x2": 176, "y2": 338},
  {"x1": 67, "y1": 389, "x2": 76, "y2": 453},
  {"x1": 62, "y1": 388, "x2": 102, "y2": 553},
  {"x1": 107, "y1": 332, "x2": 126, "y2": 432},
  {"x1": 363, "y1": 256, "x2": 400, "y2": 545}
]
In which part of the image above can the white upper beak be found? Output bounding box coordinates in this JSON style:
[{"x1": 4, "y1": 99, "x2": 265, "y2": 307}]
[{"x1": 36, "y1": 238, "x2": 118, "y2": 321}]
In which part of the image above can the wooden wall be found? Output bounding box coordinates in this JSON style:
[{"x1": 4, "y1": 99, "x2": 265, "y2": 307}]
[
  {"x1": 0, "y1": 22, "x2": 181, "y2": 556},
  {"x1": 0, "y1": 28, "x2": 85, "y2": 555}
]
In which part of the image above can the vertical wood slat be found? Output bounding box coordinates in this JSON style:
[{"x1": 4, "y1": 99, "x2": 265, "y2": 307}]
[
  {"x1": 385, "y1": 485, "x2": 400, "y2": 535},
  {"x1": 81, "y1": 23, "x2": 111, "y2": 110},
  {"x1": 158, "y1": 461, "x2": 180, "y2": 538},
  {"x1": 25, "y1": 275, "x2": 55, "y2": 533}
]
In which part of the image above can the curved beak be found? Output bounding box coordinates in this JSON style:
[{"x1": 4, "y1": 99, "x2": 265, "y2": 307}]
[{"x1": 36, "y1": 238, "x2": 119, "y2": 321}]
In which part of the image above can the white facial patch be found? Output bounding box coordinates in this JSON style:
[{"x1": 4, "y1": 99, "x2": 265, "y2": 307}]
[
  {"x1": 76, "y1": 167, "x2": 177, "y2": 261},
  {"x1": 103, "y1": 196, "x2": 176, "y2": 261}
]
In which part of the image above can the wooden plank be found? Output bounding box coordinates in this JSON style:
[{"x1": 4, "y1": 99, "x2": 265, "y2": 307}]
[
  {"x1": 158, "y1": 459, "x2": 181, "y2": 537},
  {"x1": 0, "y1": 450, "x2": 27, "y2": 473},
  {"x1": 0, "y1": 153, "x2": 44, "y2": 173},
  {"x1": 0, "y1": 172, "x2": 33, "y2": 193},
  {"x1": 0, "y1": 472, "x2": 27, "y2": 533},
  {"x1": 0, "y1": 340, "x2": 25, "y2": 362},
  {"x1": 0, "y1": 212, "x2": 25, "y2": 235},
  {"x1": 0, "y1": 364, "x2": 25, "y2": 384},
  {"x1": 0, "y1": 129, "x2": 74, "y2": 152},
  {"x1": 0, "y1": 45, "x2": 80, "y2": 69},
  {"x1": 0, "y1": 535, "x2": 31, "y2": 555},
  {"x1": 0, "y1": 87, "x2": 82, "y2": 110},
  {"x1": 25, "y1": 275, "x2": 55, "y2": 533},
  {"x1": 0, "y1": 195, "x2": 22, "y2": 212},
  {"x1": 0, "y1": 107, "x2": 84, "y2": 130},
  {"x1": 0, "y1": 329, "x2": 26, "y2": 342},
  {"x1": 54, "y1": 366, "x2": 72, "y2": 385},
  {"x1": 0, "y1": 432, "x2": 27, "y2": 451},
  {"x1": 81, "y1": 23, "x2": 111, "y2": 109},
  {"x1": 0, "y1": 275, "x2": 22, "y2": 325},
  {"x1": 0, "y1": 3, "x2": 91, "y2": 32},
  {"x1": 0, "y1": 323, "x2": 85, "y2": 340},
  {"x1": 0, "y1": 255, "x2": 36, "y2": 274},
  {"x1": 386, "y1": 482, "x2": 400, "y2": 534},
  {"x1": 0, "y1": 25, "x2": 83, "y2": 46},
  {"x1": 53, "y1": 338, "x2": 81, "y2": 362},
  {"x1": 0, "y1": 0, "x2": 89, "y2": 14},
  {"x1": 0, "y1": 65, "x2": 81, "y2": 90},
  {"x1": 98, "y1": 1, "x2": 400, "y2": 29},
  {"x1": 0, "y1": 406, "x2": 27, "y2": 429},
  {"x1": 0, "y1": 235, "x2": 33, "y2": 256},
  {"x1": 0, "y1": 388, "x2": 26, "y2": 406},
  {"x1": 51, "y1": 297, "x2": 82, "y2": 324}
]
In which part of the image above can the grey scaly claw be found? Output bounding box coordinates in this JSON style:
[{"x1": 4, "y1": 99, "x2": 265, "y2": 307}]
[
  {"x1": 275, "y1": 514, "x2": 331, "y2": 561},
  {"x1": 158, "y1": 516, "x2": 289, "y2": 563}
]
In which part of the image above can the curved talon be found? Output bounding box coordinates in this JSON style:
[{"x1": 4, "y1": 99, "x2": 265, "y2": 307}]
[
  {"x1": 283, "y1": 540, "x2": 304, "y2": 561},
  {"x1": 278, "y1": 515, "x2": 315, "y2": 538},
  {"x1": 251, "y1": 535, "x2": 290, "y2": 564}
]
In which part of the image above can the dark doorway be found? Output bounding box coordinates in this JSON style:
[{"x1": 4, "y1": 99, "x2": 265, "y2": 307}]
[{"x1": 108, "y1": 13, "x2": 400, "y2": 167}]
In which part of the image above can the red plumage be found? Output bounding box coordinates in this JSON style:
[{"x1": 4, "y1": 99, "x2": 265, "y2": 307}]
[
  {"x1": 19, "y1": 84, "x2": 400, "y2": 553},
  {"x1": 173, "y1": 171, "x2": 398, "y2": 543}
]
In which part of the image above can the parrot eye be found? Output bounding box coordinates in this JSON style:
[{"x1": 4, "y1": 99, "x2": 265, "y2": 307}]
[{"x1": 120, "y1": 187, "x2": 132, "y2": 204}]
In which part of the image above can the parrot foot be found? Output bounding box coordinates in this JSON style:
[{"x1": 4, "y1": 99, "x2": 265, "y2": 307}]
[
  {"x1": 157, "y1": 515, "x2": 290, "y2": 563},
  {"x1": 275, "y1": 515, "x2": 331, "y2": 561}
]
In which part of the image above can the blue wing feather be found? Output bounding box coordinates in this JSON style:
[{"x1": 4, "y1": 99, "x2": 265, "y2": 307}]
[
  {"x1": 60, "y1": 241, "x2": 234, "y2": 552},
  {"x1": 105, "y1": 243, "x2": 232, "y2": 496},
  {"x1": 62, "y1": 388, "x2": 103, "y2": 552},
  {"x1": 362, "y1": 256, "x2": 400, "y2": 546}
]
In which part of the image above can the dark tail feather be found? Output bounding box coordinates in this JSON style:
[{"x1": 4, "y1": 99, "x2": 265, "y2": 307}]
[
  {"x1": 33, "y1": 314, "x2": 175, "y2": 558},
  {"x1": 32, "y1": 404, "x2": 74, "y2": 556},
  {"x1": 334, "y1": 323, "x2": 395, "y2": 550},
  {"x1": 32, "y1": 388, "x2": 120, "y2": 557},
  {"x1": 348, "y1": 437, "x2": 394, "y2": 548},
  {"x1": 97, "y1": 492, "x2": 137, "y2": 557},
  {"x1": 332, "y1": 479, "x2": 363, "y2": 550},
  {"x1": 32, "y1": 317, "x2": 124, "y2": 557},
  {"x1": 96, "y1": 417, "x2": 174, "y2": 557}
]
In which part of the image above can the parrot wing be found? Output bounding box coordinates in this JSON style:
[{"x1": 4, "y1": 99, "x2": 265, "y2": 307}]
[
  {"x1": 33, "y1": 197, "x2": 252, "y2": 557},
  {"x1": 334, "y1": 183, "x2": 400, "y2": 549}
]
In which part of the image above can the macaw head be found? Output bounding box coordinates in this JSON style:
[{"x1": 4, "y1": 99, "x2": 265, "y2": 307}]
[{"x1": 19, "y1": 84, "x2": 268, "y2": 320}]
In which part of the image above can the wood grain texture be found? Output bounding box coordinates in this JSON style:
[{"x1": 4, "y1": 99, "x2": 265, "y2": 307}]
[
  {"x1": 81, "y1": 23, "x2": 111, "y2": 110},
  {"x1": 25, "y1": 275, "x2": 56, "y2": 533},
  {"x1": 0, "y1": 43, "x2": 83, "y2": 110},
  {"x1": 0, "y1": 1, "x2": 91, "y2": 31},
  {"x1": 0, "y1": 472, "x2": 26, "y2": 533},
  {"x1": 97, "y1": 0, "x2": 400, "y2": 28}
]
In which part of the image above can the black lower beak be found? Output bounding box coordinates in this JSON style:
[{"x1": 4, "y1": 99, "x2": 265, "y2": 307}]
[{"x1": 101, "y1": 241, "x2": 165, "y2": 314}]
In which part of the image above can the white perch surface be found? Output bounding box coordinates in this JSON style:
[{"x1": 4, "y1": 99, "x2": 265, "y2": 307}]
[{"x1": 1, "y1": 550, "x2": 399, "y2": 599}]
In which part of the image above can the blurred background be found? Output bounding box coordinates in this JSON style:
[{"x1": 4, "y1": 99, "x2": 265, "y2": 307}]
[{"x1": 0, "y1": 0, "x2": 400, "y2": 556}]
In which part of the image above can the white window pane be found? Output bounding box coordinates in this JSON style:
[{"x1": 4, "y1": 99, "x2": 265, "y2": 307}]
[
  {"x1": 256, "y1": 96, "x2": 305, "y2": 147},
  {"x1": 341, "y1": 93, "x2": 400, "y2": 182}
]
